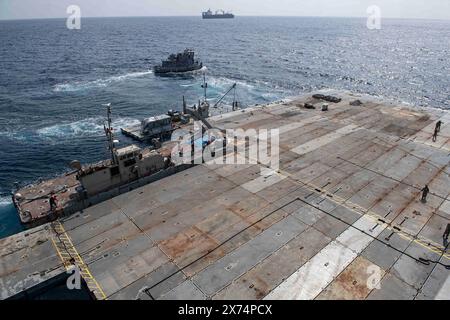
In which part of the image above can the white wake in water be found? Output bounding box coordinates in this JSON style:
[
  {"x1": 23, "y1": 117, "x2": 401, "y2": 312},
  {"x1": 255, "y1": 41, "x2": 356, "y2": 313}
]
[
  {"x1": 0, "y1": 196, "x2": 12, "y2": 208},
  {"x1": 180, "y1": 76, "x2": 256, "y2": 94},
  {"x1": 209, "y1": 77, "x2": 255, "y2": 90},
  {"x1": 37, "y1": 117, "x2": 141, "y2": 139},
  {"x1": 178, "y1": 75, "x2": 286, "y2": 107},
  {"x1": 36, "y1": 117, "x2": 105, "y2": 138},
  {"x1": 53, "y1": 70, "x2": 153, "y2": 92}
]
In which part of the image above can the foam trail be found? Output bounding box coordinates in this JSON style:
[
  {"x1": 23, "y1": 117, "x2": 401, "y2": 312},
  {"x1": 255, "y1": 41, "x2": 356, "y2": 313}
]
[
  {"x1": 36, "y1": 117, "x2": 140, "y2": 139},
  {"x1": 53, "y1": 70, "x2": 153, "y2": 92},
  {"x1": 180, "y1": 83, "x2": 197, "y2": 88},
  {"x1": 208, "y1": 76, "x2": 255, "y2": 90},
  {"x1": 0, "y1": 129, "x2": 29, "y2": 142},
  {"x1": 36, "y1": 117, "x2": 104, "y2": 138},
  {"x1": 0, "y1": 196, "x2": 12, "y2": 207}
]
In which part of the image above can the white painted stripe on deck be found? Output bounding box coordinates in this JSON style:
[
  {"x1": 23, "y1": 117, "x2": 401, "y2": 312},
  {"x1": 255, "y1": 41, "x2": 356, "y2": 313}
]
[
  {"x1": 423, "y1": 139, "x2": 448, "y2": 150},
  {"x1": 278, "y1": 115, "x2": 324, "y2": 135},
  {"x1": 255, "y1": 115, "x2": 325, "y2": 144},
  {"x1": 336, "y1": 216, "x2": 384, "y2": 253},
  {"x1": 422, "y1": 114, "x2": 450, "y2": 136},
  {"x1": 264, "y1": 241, "x2": 357, "y2": 300},
  {"x1": 422, "y1": 121, "x2": 440, "y2": 134},
  {"x1": 412, "y1": 130, "x2": 449, "y2": 150},
  {"x1": 291, "y1": 124, "x2": 359, "y2": 155},
  {"x1": 264, "y1": 213, "x2": 385, "y2": 300},
  {"x1": 435, "y1": 275, "x2": 450, "y2": 300},
  {"x1": 440, "y1": 120, "x2": 450, "y2": 137},
  {"x1": 438, "y1": 200, "x2": 450, "y2": 217},
  {"x1": 241, "y1": 168, "x2": 286, "y2": 194}
]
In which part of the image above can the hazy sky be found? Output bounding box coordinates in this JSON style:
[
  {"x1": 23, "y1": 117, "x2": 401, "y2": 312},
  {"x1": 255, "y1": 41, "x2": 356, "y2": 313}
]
[{"x1": 1, "y1": 0, "x2": 449, "y2": 20}]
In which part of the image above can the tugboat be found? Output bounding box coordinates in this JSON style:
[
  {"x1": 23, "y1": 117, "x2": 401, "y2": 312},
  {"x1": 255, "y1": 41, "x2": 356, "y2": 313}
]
[
  {"x1": 202, "y1": 9, "x2": 234, "y2": 19},
  {"x1": 153, "y1": 49, "x2": 203, "y2": 74}
]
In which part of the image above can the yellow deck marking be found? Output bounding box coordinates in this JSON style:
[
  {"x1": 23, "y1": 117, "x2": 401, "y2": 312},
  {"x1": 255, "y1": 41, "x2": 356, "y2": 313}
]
[
  {"x1": 50, "y1": 221, "x2": 107, "y2": 300},
  {"x1": 295, "y1": 176, "x2": 450, "y2": 260},
  {"x1": 273, "y1": 167, "x2": 449, "y2": 258},
  {"x1": 242, "y1": 145, "x2": 450, "y2": 260}
]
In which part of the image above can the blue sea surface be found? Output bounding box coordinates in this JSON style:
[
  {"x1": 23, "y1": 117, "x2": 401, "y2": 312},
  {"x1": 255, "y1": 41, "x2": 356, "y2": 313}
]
[{"x1": 0, "y1": 16, "x2": 449, "y2": 238}]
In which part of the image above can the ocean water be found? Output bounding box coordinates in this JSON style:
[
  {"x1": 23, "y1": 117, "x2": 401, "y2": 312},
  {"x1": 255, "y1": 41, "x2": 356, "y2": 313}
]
[{"x1": 0, "y1": 16, "x2": 449, "y2": 238}]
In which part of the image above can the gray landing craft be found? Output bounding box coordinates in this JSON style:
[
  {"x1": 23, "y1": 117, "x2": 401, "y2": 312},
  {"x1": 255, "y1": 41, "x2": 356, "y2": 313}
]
[
  {"x1": 153, "y1": 49, "x2": 203, "y2": 74},
  {"x1": 11, "y1": 105, "x2": 184, "y2": 228}
]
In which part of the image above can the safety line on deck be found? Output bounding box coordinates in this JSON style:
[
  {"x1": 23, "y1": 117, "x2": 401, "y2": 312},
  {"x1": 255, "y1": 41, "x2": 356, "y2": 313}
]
[
  {"x1": 289, "y1": 175, "x2": 450, "y2": 260},
  {"x1": 244, "y1": 149, "x2": 450, "y2": 261},
  {"x1": 297, "y1": 197, "x2": 450, "y2": 270},
  {"x1": 336, "y1": 155, "x2": 449, "y2": 202},
  {"x1": 50, "y1": 221, "x2": 107, "y2": 300}
]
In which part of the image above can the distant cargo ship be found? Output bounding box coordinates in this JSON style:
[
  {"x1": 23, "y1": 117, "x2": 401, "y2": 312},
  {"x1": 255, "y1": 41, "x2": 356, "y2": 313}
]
[{"x1": 202, "y1": 9, "x2": 234, "y2": 19}]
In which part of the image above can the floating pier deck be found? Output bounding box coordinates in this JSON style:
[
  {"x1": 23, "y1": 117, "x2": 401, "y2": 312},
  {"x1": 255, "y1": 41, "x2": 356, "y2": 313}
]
[{"x1": 1, "y1": 90, "x2": 450, "y2": 300}]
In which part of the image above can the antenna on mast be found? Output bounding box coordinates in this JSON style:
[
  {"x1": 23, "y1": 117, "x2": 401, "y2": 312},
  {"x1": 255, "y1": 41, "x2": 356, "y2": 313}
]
[{"x1": 103, "y1": 103, "x2": 117, "y2": 164}]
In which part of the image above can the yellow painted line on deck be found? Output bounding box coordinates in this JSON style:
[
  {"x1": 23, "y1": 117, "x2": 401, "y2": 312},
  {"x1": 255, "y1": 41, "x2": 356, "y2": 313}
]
[
  {"x1": 245, "y1": 152, "x2": 450, "y2": 260},
  {"x1": 50, "y1": 221, "x2": 107, "y2": 300},
  {"x1": 298, "y1": 177, "x2": 450, "y2": 260}
]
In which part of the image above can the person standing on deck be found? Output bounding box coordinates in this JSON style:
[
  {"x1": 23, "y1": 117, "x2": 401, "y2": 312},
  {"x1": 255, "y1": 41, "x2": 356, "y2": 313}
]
[
  {"x1": 435, "y1": 120, "x2": 443, "y2": 133},
  {"x1": 421, "y1": 185, "x2": 429, "y2": 202},
  {"x1": 49, "y1": 193, "x2": 58, "y2": 211},
  {"x1": 444, "y1": 223, "x2": 450, "y2": 248}
]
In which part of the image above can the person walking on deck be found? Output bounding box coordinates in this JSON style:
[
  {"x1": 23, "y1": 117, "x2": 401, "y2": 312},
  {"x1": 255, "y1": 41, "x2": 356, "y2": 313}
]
[
  {"x1": 421, "y1": 185, "x2": 429, "y2": 202},
  {"x1": 435, "y1": 120, "x2": 443, "y2": 132}
]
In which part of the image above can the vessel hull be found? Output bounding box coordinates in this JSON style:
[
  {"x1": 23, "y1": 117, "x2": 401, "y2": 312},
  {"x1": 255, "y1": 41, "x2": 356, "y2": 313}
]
[
  {"x1": 202, "y1": 15, "x2": 234, "y2": 19},
  {"x1": 153, "y1": 64, "x2": 203, "y2": 74}
]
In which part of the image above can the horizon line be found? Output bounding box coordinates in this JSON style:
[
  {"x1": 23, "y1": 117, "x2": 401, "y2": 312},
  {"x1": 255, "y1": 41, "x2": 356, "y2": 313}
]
[{"x1": 1, "y1": 14, "x2": 450, "y2": 22}]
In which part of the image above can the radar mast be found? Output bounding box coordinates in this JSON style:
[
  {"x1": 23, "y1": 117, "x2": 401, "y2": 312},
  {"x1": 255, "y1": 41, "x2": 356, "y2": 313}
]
[{"x1": 103, "y1": 103, "x2": 117, "y2": 164}]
